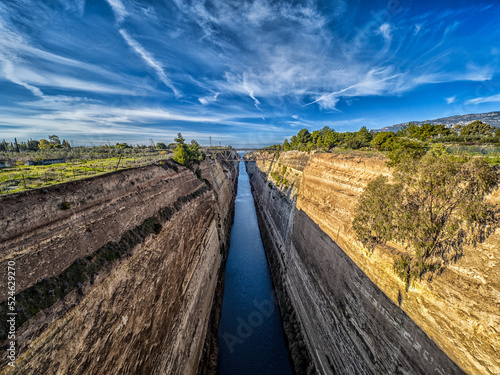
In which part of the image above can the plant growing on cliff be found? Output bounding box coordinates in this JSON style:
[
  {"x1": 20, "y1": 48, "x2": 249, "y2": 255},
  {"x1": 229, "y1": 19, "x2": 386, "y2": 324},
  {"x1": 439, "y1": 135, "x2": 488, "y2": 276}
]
[{"x1": 353, "y1": 153, "x2": 499, "y2": 288}]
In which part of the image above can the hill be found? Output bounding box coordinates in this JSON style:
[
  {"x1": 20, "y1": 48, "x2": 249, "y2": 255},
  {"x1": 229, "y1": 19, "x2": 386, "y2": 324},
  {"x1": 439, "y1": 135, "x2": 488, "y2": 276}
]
[{"x1": 378, "y1": 110, "x2": 500, "y2": 132}]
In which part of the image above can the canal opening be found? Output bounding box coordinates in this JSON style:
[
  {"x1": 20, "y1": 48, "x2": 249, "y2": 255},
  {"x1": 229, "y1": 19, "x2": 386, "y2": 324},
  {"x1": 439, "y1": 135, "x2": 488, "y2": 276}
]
[{"x1": 217, "y1": 160, "x2": 293, "y2": 375}]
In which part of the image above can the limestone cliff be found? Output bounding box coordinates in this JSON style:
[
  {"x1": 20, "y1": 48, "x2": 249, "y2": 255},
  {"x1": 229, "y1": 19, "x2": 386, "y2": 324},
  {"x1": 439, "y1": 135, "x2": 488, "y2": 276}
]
[
  {"x1": 248, "y1": 150, "x2": 499, "y2": 375},
  {"x1": 0, "y1": 158, "x2": 238, "y2": 374}
]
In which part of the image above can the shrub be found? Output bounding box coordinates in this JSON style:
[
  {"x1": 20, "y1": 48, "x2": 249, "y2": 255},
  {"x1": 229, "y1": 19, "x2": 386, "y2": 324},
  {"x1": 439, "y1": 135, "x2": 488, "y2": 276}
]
[
  {"x1": 353, "y1": 154, "x2": 499, "y2": 288},
  {"x1": 60, "y1": 201, "x2": 71, "y2": 210}
]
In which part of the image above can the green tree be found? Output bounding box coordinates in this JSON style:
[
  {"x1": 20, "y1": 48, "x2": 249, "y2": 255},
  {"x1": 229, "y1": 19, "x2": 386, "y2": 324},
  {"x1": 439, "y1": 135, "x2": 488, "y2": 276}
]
[
  {"x1": 385, "y1": 139, "x2": 427, "y2": 166},
  {"x1": 172, "y1": 133, "x2": 203, "y2": 165},
  {"x1": 283, "y1": 139, "x2": 291, "y2": 151},
  {"x1": 156, "y1": 142, "x2": 167, "y2": 149},
  {"x1": 188, "y1": 140, "x2": 203, "y2": 161},
  {"x1": 355, "y1": 126, "x2": 372, "y2": 145},
  {"x1": 460, "y1": 120, "x2": 494, "y2": 136},
  {"x1": 311, "y1": 130, "x2": 321, "y2": 144},
  {"x1": 174, "y1": 133, "x2": 185, "y2": 144},
  {"x1": 48, "y1": 135, "x2": 62, "y2": 148},
  {"x1": 38, "y1": 139, "x2": 52, "y2": 150},
  {"x1": 371, "y1": 132, "x2": 397, "y2": 151},
  {"x1": 296, "y1": 129, "x2": 312, "y2": 144},
  {"x1": 115, "y1": 143, "x2": 131, "y2": 149},
  {"x1": 173, "y1": 144, "x2": 190, "y2": 165},
  {"x1": 495, "y1": 128, "x2": 500, "y2": 139},
  {"x1": 353, "y1": 154, "x2": 499, "y2": 288}
]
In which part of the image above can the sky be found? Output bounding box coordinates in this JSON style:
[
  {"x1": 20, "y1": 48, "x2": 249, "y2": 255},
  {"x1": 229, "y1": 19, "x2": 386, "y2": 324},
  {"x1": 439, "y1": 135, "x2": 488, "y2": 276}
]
[{"x1": 1, "y1": 0, "x2": 500, "y2": 147}]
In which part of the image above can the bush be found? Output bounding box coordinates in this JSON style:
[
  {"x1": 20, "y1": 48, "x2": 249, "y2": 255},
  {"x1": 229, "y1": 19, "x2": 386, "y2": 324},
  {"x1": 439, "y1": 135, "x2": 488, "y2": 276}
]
[
  {"x1": 60, "y1": 201, "x2": 71, "y2": 210},
  {"x1": 353, "y1": 154, "x2": 499, "y2": 288}
]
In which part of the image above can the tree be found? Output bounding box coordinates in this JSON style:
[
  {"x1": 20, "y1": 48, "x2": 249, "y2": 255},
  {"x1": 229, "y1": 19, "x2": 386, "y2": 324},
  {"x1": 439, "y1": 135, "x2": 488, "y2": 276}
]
[
  {"x1": 156, "y1": 142, "x2": 167, "y2": 149},
  {"x1": 172, "y1": 133, "x2": 202, "y2": 165},
  {"x1": 173, "y1": 144, "x2": 190, "y2": 165},
  {"x1": 355, "y1": 126, "x2": 372, "y2": 145},
  {"x1": 386, "y1": 139, "x2": 427, "y2": 166},
  {"x1": 174, "y1": 133, "x2": 185, "y2": 144},
  {"x1": 495, "y1": 128, "x2": 500, "y2": 139},
  {"x1": 353, "y1": 154, "x2": 499, "y2": 288},
  {"x1": 296, "y1": 129, "x2": 312, "y2": 144},
  {"x1": 27, "y1": 140, "x2": 39, "y2": 151},
  {"x1": 188, "y1": 140, "x2": 203, "y2": 161},
  {"x1": 49, "y1": 135, "x2": 61, "y2": 147},
  {"x1": 283, "y1": 139, "x2": 291, "y2": 151},
  {"x1": 311, "y1": 130, "x2": 321, "y2": 144},
  {"x1": 115, "y1": 143, "x2": 131, "y2": 149},
  {"x1": 38, "y1": 139, "x2": 52, "y2": 150},
  {"x1": 460, "y1": 120, "x2": 494, "y2": 136},
  {"x1": 371, "y1": 132, "x2": 396, "y2": 151}
]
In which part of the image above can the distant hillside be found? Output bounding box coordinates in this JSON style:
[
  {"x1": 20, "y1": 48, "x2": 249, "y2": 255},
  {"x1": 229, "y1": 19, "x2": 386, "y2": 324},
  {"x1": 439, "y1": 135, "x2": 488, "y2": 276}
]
[{"x1": 378, "y1": 111, "x2": 500, "y2": 132}]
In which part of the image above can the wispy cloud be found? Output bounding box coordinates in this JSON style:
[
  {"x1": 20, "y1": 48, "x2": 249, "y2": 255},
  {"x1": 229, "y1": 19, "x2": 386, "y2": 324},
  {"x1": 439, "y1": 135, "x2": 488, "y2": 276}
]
[
  {"x1": 119, "y1": 29, "x2": 179, "y2": 97},
  {"x1": 105, "y1": 0, "x2": 128, "y2": 23},
  {"x1": 1, "y1": 0, "x2": 500, "y2": 144},
  {"x1": 466, "y1": 93, "x2": 500, "y2": 105},
  {"x1": 378, "y1": 23, "x2": 392, "y2": 41},
  {"x1": 198, "y1": 92, "x2": 219, "y2": 105}
]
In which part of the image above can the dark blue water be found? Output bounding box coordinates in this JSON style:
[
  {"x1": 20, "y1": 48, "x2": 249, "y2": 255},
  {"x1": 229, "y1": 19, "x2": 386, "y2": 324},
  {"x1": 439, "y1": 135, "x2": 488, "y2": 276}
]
[{"x1": 217, "y1": 161, "x2": 293, "y2": 375}]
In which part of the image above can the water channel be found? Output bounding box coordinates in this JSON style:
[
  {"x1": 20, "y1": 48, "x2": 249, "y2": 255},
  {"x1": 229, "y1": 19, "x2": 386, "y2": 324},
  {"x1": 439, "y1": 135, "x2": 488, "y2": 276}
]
[{"x1": 217, "y1": 161, "x2": 293, "y2": 375}]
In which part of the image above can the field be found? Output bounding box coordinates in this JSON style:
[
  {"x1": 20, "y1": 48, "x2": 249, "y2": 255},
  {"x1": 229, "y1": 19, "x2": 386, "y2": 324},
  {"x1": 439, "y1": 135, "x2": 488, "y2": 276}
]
[{"x1": 0, "y1": 152, "x2": 170, "y2": 194}]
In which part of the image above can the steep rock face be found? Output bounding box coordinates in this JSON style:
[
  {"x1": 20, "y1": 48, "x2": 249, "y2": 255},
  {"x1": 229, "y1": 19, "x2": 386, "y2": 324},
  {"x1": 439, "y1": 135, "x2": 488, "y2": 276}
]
[
  {"x1": 247, "y1": 150, "x2": 498, "y2": 375},
  {"x1": 0, "y1": 159, "x2": 238, "y2": 374}
]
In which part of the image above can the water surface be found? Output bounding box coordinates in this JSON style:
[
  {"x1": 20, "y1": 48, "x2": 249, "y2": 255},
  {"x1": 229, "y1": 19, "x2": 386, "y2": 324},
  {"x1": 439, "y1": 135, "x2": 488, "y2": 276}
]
[{"x1": 217, "y1": 161, "x2": 293, "y2": 375}]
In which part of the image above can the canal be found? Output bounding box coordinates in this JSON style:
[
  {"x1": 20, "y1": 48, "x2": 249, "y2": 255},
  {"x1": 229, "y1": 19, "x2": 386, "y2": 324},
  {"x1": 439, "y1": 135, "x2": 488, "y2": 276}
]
[{"x1": 217, "y1": 160, "x2": 293, "y2": 375}]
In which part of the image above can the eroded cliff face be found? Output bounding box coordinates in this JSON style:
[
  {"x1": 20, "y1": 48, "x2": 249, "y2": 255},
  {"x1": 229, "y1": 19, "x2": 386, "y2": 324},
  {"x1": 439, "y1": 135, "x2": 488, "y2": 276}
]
[
  {"x1": 248, "y1": 150, "x2": 499, "y2": 375},
  {"x1": 0, "y1": 158, "x2": 238, "y2": 374}
]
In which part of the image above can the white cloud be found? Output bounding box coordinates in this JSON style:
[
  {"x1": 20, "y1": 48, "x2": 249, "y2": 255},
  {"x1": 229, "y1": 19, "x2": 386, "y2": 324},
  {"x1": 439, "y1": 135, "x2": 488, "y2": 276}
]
[
  {"x1": 445, "y1": 96, "x2": 456, "y2": 104},
  {"x1": 119, "y1": 29, "x2": 179, "y2": 96},
  {"x1": 198, "y1": 92, "x2": 219, "y2": 105},
  {"x1": 13, "y1": 67, "x2": 137, "y2": 95},
  {"x1": 242, "y1": 77, "x2": 262, "y2": 111},
  {"x1": 105, "y1": 0, "x2": 128, "y2": 23},
  {"x1": 0, "y1": 58, "x2": 43, "y2": 97},
  {"x1": 466, "y1": 93, "x2": 500, "y2": 105},
  {"x1": 378, "y1": 23, "x2": 392, "y2": 41}
]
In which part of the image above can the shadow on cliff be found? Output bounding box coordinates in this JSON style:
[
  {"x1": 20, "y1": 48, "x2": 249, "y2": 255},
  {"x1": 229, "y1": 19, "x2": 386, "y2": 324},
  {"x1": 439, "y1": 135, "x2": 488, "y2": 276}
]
[{"x1": 247, "y1": 161, "x2": 466, "y2": 375}]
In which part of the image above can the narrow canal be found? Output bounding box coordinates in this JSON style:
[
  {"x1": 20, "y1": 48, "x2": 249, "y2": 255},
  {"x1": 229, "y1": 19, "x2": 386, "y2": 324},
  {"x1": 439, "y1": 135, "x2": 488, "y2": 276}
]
[{"x1": 217, "y1": 161, "x2": 293, "y2": 375}]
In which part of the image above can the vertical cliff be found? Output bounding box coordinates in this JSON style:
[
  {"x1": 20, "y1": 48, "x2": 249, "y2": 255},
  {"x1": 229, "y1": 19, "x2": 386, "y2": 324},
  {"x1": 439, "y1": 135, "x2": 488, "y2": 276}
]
[
  {"x1": 0, "y1": 158, "x2": 238, "y2": 374},
  {"x1": 248, "y1": 150, "x2": 499, "y2": 375}
]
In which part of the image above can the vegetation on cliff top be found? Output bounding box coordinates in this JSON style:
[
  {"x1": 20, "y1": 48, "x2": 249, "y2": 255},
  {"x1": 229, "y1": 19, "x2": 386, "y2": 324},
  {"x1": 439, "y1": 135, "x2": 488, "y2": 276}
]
[
  {"x1": 266, "y1": 121, "x2": 500, "y2": 164},
  {"x1": 172, "y1": 133, "x2": 204, "y2": 166},
  {"x1": 353, "y1": 151, "x2": 499, "y2": 289}
]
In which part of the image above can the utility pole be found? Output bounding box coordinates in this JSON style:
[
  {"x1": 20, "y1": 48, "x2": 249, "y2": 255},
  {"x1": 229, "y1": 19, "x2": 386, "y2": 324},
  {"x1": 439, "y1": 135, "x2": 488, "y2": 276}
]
[{"x1": 209, "y1": 136, "x2": 212, "y2": 148}]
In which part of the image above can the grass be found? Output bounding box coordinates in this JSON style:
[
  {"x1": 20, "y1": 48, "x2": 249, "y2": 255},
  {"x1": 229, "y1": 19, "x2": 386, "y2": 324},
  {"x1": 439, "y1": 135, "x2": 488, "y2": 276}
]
[
  {"x1": 0, "y1": 153, "x2": 171, "y2": 195},
  {"x1": 446, "y1": 145, "x2": 500, "y2": 165}
]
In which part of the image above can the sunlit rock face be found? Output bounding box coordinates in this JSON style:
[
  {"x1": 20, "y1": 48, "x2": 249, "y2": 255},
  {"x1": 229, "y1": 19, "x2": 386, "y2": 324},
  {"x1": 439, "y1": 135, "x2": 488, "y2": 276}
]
[
  {"x1": 0, "y1": 159, "x2": 238, "y2": 375},
  {"x1": 248, "y1": 151, "x2": 499, "y2": 375}
]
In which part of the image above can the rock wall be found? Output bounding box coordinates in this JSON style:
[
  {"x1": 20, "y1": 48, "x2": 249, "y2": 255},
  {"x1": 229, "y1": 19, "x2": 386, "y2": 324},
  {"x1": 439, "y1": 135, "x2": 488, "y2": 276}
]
[
  {"x1": 0, "y1": 158, "x2": 238, "y2": 374},
  {"x1": 247, "y1": 150, "x2": 499, "y2": 375}
]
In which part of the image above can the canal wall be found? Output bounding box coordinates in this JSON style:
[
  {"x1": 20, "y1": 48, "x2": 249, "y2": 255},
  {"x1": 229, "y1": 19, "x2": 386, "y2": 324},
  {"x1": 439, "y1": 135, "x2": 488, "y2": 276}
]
[
  {"x1": 0, "y1": 158, "x2": 238, "y2": 374},
  {"x1": 247, "y1": 151, "x2": 500, "y2": 375}
]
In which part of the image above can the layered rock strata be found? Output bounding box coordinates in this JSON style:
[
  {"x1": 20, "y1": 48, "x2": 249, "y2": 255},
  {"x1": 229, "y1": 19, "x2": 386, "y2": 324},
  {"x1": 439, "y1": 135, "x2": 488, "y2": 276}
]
[
  {"x1": 0, "y1": 158, "x2": 238, "y2": 374},
  {"x1": 247, "y1": 150, "x2": 499, "y2": 375}
]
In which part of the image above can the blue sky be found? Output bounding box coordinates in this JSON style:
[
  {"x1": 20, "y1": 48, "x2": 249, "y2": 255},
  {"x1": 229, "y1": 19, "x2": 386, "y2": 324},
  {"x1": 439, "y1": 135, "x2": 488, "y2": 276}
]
[{"x1": 1, "y1": 0, "x2": 500, "y2": 146}]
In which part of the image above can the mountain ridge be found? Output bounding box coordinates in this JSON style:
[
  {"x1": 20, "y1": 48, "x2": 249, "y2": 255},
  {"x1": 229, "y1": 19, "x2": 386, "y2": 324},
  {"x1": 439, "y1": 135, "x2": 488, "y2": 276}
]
[{"x1": 378, "y1": 110, "x2": 500, "y2": 132}]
